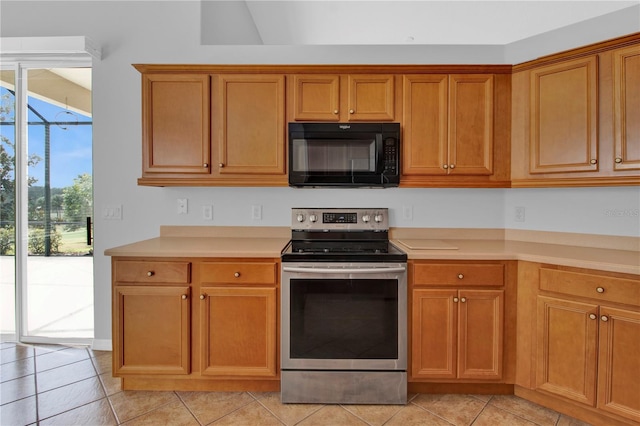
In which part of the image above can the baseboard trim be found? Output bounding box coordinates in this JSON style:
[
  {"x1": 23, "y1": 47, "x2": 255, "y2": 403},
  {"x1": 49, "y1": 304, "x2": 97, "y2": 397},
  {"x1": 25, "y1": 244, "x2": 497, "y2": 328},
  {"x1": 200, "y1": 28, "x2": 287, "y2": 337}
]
[{"x1": 91, "y1": 339, "x2": 112, "y2": 351}]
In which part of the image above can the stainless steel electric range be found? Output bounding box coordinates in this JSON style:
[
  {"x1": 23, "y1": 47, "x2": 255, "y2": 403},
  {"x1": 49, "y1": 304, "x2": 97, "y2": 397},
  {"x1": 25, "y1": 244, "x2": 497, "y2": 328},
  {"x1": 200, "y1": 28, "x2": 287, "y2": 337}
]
[{"x1": 280, "y1": 208, "x2": 408, "y2": 405}]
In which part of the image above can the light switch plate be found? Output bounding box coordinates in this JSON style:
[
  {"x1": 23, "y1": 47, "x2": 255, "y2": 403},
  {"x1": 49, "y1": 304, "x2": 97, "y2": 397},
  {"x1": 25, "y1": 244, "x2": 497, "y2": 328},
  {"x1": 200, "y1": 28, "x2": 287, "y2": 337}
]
[
  {"x1": 103, "y1": 205, "x2": 123, "y2": 220},
  {"x1": 202, "y1": 205, "x2": 213, "y2": 220},
  {"x1": 252, "y1": 205, "x2": 262, "y2": 220}
]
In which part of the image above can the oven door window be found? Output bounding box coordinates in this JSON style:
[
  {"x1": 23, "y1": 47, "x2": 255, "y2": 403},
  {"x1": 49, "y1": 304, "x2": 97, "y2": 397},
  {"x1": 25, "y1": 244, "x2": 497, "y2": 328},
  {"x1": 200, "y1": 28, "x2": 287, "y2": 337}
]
[
  {"x1": 289, "y1": 278, "x2": 398, "y2": 359},
  {"x1": 291, "y1": 138, "x2": 377, "y2": 173}
]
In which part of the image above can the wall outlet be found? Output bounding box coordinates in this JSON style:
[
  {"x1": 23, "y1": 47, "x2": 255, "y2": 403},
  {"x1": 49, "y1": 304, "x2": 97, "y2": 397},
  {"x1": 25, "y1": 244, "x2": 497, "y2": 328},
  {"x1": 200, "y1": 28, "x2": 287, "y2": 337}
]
[
  {"x1": 252, "y1": 205, "x2": 262, "y2": 220},
  {"x1": 177, "y1": 198, "x2": 188, "y2": 214},
  {"x1": 514, "y1": 206, "x2": 526, "y2": 222},
  {"x1": 202, "y1": 205, "x2": 213, "y2": 220},
  {"x1": 402, "y1": 205, "x2": 413, "y2": 221}
]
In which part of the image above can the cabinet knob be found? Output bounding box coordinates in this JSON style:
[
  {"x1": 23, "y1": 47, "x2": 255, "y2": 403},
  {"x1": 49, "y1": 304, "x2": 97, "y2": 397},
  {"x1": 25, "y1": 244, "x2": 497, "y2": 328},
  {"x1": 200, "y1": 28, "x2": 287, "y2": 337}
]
[
  {"x1": 203, "y1": 163, "x2": 209, "y2": 168},
  {"x1": 443, "y1": 164, "x2": 448, "y2": 169},
  {"x1": 234, "y1": 272, "x2": 241, "y2": 278},
  {"x1": 181, "y1": 294, "x2": 188, "y2": 300},
  {"x1": 453, "y1": 297, "x2": 459, "y2": 303},
  {"x1": 460, "y1": 297, "x2": 467, "y2": 303},
  {"x1": 601, "y1": 315, "x2": 609, "y2": 322},
  {"x1": 590, "y1": 159, "x2": 597, "y2": 165},
  {"x1": 615, "y1": 157, "x2": 623, "y2": 164},
  {"x1": 589, "y1": 313, "x2": 597, "y2": 320},
  {"x1": 333, "y1": 109, "x2": 339, "y2": 114},
  {"x1": 450, "y1": 164, "x2": 455, "y2": 169},
  {"x1": 200, "y1": 294, "x2": 206, "y2": 300},
  {"x1": 219, "y1": 163, "x2": 224, "y2": 168},
  {"x1": 596, "y1": 287, "x2": 605, "y2": 293},
  {"x1": 458, "y1": 273, "x2": 464, "y2": 279},
  {"x1": 147, "y1": 271, "x2": 154, "y2": 277},
  {"x1": 349, "y1": 109, "x2": 355, "y2": 114}
]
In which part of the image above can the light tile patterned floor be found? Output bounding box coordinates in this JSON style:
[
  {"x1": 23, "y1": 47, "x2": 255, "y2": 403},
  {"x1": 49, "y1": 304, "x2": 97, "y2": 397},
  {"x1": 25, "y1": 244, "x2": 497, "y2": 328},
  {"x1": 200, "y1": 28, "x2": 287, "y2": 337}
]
[{"x1": 0, "y1": 342, "x2": 592, "y2": 426}]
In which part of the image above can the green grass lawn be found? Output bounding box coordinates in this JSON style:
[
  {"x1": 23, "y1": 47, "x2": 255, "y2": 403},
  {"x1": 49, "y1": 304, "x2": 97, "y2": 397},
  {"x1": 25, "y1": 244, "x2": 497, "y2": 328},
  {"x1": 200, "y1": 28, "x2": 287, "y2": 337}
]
[{"x1": 59, "y1": 228, "x2": 92, "y2": 255}]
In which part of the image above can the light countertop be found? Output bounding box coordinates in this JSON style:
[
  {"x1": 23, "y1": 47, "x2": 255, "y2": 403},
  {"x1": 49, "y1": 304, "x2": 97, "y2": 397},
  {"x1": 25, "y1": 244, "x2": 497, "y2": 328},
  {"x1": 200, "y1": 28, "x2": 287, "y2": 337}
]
[{"x1": 104, "y1": 226, "x2": 640, "y2": 275}]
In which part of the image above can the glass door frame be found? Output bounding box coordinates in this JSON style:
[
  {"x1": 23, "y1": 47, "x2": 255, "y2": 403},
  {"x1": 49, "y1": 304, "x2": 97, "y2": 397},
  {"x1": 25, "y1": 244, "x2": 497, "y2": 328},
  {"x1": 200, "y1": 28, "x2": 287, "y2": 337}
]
[{"x1": 4, "y1": 58, "x2": 93, "y2": 345}]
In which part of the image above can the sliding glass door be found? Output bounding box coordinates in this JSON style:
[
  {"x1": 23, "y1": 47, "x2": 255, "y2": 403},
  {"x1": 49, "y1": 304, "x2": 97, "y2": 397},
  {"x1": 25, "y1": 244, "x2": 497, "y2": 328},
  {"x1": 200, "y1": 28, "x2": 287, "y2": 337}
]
[{"x1": 0, "y1": 63, "x2": 94, "y2": 343}]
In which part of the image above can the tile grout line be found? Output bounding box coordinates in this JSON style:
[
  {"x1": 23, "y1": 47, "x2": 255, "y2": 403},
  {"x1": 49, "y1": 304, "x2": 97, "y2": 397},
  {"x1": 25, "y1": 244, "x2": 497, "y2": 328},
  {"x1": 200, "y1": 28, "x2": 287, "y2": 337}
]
[
  {"x1": 174, "y1": 390, "x2": 205, "y2": 426},
  {"x1": 468, "y1": 396, "x2": 492, "y2": 425},
  {"x1": 32, "y1": 346, "x2": 41, "y2": 424}
]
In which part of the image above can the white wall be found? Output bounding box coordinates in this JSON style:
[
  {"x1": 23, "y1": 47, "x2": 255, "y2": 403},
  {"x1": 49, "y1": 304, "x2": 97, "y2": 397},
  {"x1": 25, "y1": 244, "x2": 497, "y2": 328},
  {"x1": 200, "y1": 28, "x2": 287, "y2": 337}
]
[{"x1": 1, "y1": 1, "x2": 638, "y2": 345}]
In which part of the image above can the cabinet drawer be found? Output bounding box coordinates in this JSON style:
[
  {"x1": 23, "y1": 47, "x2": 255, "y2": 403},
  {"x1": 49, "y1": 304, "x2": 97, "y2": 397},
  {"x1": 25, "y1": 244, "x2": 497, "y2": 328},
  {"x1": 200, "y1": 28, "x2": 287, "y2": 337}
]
[
  {"x1": 540, "y1": 268, "x2": 640, "y2": 307},
  {"x1": 201, "y1": 262, "x2": 277, "y2": 285},
  {"x1": 114, "y1": 260, "x2": 191, "y2": 284},
  {"x1": 413, "y1": 263, "x2": 504, "y2": 286}
]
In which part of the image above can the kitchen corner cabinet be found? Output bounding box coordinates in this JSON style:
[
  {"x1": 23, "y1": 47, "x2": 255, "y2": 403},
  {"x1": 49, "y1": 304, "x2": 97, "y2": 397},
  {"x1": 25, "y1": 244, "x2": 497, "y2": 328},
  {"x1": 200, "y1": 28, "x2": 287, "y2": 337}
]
[
  {"x1": 517, "y1": 263, "x2": 640, "y2": 425},
  {"x1": 289, "y1": 74, "x2": 396, "y2": 122},
  {"x1": 401, "y1": 73, "x2": 511, "y2": 187},
  {"x1": 511, "y1": 35, "x2": 640, "y2": 187},
  {"x1": 411, "y1": 262, "x2": 513, "y2": 382},
  {"x1": 111, "y1": 257, "x2": 280, "y2": 391},
  {"x1": 529, "y1": 56, "x2": 599, "y2": 174}
]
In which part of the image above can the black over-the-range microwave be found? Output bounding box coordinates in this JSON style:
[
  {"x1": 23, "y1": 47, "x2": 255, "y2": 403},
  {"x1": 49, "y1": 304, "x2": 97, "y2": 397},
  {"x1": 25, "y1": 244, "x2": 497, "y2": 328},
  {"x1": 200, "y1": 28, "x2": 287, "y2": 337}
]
[{"x1": 288, "y1": 122, "x2": 401, "y2": 187}]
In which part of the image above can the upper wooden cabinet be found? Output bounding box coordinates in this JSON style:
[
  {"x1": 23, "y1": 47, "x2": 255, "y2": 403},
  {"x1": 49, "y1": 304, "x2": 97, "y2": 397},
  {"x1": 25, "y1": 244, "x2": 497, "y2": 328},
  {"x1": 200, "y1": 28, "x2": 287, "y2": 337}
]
[
  {"x1": 290, "y1": 74, "x2": 396, "y2": 122},
  {"x1": 136, "y1": 67, "x2": 287, "y2": 187},
  {"x1": 141, "y1": 74, "x2": 211, "y2": 176},
  {"x1": 511, "y1": 35, "x2": 640, "y2": 187},
  {"x1": 212, "y1": 74, "x2": 286, "y2": 179},
  {"x1": 613, "y1": 44, "x2": 640, "y2": 171},
  {"x1": 529, "y1": 56, "x2": 599, "y2": 174},
  {"x1": 401, "y1": 73, "x2": 511, "y2": 187}
]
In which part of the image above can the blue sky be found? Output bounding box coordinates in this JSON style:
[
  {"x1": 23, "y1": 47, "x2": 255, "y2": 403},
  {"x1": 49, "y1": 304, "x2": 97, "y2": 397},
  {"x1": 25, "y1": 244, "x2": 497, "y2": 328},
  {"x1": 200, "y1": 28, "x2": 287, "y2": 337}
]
[{"x1": 1, "y1": 87, "x2": 92, "y2": 188}]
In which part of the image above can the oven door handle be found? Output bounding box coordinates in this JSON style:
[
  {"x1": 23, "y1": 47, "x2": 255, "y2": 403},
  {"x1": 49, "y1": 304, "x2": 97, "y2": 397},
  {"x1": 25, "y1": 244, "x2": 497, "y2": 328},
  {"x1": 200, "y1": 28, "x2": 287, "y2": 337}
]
[{"x1": 282, "y1": 266, "x2": 406, "y2": 274}]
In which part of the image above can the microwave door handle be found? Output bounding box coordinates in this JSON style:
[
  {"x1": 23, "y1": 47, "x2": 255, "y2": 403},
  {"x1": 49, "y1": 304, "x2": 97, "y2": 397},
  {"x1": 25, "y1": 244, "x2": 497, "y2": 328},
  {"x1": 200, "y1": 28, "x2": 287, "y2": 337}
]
[{"x1": 282, "y1": 266, "x2": 406, "y2": 274}]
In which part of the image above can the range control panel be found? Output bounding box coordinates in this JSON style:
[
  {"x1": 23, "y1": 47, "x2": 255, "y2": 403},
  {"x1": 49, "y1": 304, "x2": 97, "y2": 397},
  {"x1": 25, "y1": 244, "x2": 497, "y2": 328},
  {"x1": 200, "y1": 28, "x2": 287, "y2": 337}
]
[{"x1": 291, "y1": 208, "x2": 389, "y2": 231}]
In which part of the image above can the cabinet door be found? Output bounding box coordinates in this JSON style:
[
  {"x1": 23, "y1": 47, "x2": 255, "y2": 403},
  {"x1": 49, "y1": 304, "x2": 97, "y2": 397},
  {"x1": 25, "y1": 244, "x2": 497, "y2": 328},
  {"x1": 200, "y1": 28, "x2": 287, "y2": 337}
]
[
  {"x1": 411, "y1": 289, "x2": 457, "y2": 379},
  {"x1": 449, "y1": 74, "x2": 494, "y2": 175},
  {"x1": 113, "y1": 285, "x2": 190, "y2": 375},
  {"x1": 458, "y1": 290, "x2": 503, "y2": 380},
  {"x1": 142, "y1": 74, "x2": 210, "y2": 175},
  {"x1": 347, "y1": 75, "x2": 395, "y2": 121},
  {"x1": 536, "y1": 296, "x2": 599, "y2": 405},
  {"x1": 597, "y1": 307, "x2": 640, "y2": 423},
  {"x1": 213, "y1": 74, "x2": 286, "y2": 177},
  {"x1": 292, "y1": 75, "x2": 340, "y2": 121},
  {"x1": 613, "y1": 45, "x2": 640, "y2": 171},
  {"x1": 530, "y1": 56, "x2": 598, "y2": 174},
  {"x1": 402, "y1": 75, "x2": 448, "y2": 175},
  {"x1": 200, "y1": 286, "x2": 277, "y2": 377}
]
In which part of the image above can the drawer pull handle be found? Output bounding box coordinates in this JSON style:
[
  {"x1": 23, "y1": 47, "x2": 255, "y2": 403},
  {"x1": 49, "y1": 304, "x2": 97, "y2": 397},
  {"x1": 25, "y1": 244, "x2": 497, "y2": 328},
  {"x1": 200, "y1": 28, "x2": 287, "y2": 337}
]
[
  {"x1": 589, "y1": 314, "x2": 597, "y2": 320},
  {"x1": 458, "y1": 274, "x2": 464, "y2": 279},
  {"x1": 333, "y1": 109, "x2": 339, "y2": 114},
  {"x1": 460, "y1": 297, "x2": 467, "y2": 303},
  {"x1": 590, "y1": 159, "x2": 597, "y2": 165},
  {"x1": 615, "y1": 157, "x2": 623, "y2": 164},
  {"x1": 147, "y1": 271, "x2": 154, "y2": 277},
  {"x1": 181, "y1": 294, "x2": 188, "y2": 300},
  {"x1": 234, "y1": 272, "x2": 241, "y2": 278},
  {"x1": 349, "y1": 109, "x2": 355, "y2": 114},
  {"x1": 596, "y1": 287, "x2": 605, "y2": 293},
  {"x1": 200, "y1": 294, "x2": 206, "y2": 300},
  {"x1": 453, "y1": 297, "x2": 459, "y2": 303},
  {"x1": 601, "y1": 315, "x2": 609, "y2": 322}
]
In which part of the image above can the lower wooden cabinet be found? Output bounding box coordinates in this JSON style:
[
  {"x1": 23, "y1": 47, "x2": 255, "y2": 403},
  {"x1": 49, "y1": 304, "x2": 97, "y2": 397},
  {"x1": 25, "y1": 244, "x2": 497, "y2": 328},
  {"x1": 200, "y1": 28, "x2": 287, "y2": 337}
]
[
  {"x1": 200, "y1": 286, "x2": 277, "y2": 377},
  {"x1": 517, "y1": 262, "x2": 640, "y2": 425},
  {"x1": 113, "y1": 285, "x2": 191, "y2": 375},
  {"x1": 111, "y1": 257, "x2": 279, "y2": 390},
  {"x1": 410, "y1": 261, "x2": 511, "y2": 383},
  {"x1": 412, "y1": 288, "x2": 503, "y2": 380}
]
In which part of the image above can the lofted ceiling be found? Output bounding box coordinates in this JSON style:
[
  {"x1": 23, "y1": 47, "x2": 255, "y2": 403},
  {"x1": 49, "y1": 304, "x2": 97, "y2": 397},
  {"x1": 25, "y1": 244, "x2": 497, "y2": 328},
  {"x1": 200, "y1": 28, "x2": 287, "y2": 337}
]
[{"x1": 204, "y1": 0, "x2": 639, "y2": 45}]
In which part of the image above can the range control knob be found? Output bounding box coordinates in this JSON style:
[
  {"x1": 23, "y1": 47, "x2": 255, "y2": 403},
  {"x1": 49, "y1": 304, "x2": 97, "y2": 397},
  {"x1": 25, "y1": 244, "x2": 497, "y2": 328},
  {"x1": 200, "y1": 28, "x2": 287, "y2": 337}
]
[
  {"x1": 309, "y1": 214, "x2": 318, "y2": 223},
  {"x1": 296, "y1": 214, "x2": 305, "y2": 223},
  {"x1": 362, "y1": 214, "x2": 371, "y2": 223},
  {"x1": 374, "y1": 214, "x2": 384, "y2": 223}
]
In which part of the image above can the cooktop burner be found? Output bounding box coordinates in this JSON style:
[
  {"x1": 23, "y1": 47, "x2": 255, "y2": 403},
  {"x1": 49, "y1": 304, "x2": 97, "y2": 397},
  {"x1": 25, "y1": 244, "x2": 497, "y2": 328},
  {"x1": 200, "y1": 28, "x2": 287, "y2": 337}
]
[{"x1": 281, "y1": 208, "x2": 407, "y2": 263}]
